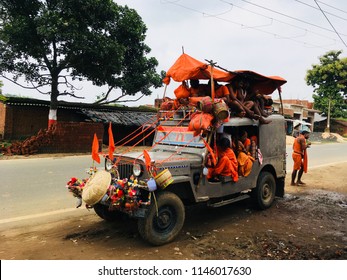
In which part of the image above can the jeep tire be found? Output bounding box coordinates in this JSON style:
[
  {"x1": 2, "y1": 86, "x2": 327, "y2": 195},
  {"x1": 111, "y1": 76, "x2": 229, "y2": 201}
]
[
  {"x1": 138, "y1": 192, "x2": 185, "y2": 246},
  {"x1": 253, "y1": 171, "x2": 276, "y2": 209}
]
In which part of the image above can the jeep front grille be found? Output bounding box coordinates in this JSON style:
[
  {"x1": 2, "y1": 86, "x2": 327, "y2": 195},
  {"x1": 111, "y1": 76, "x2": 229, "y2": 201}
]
[{"x1": 117, "y1": 163, "x2": 133, "y2": 179}]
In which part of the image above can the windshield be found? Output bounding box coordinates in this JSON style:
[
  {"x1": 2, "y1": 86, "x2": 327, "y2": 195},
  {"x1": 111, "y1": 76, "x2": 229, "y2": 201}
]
[{"x1": 154, "y1": 126, "x2": 205, "y2": 148}]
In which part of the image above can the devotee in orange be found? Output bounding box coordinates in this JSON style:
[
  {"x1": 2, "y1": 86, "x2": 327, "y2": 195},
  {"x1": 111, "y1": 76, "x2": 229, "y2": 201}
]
[
  {"x1": 291, "y1": 129, "x2": 311, "y2": 186},
  {"x1": 207, "y1": 137, "x2": 238, "y2": 182}
]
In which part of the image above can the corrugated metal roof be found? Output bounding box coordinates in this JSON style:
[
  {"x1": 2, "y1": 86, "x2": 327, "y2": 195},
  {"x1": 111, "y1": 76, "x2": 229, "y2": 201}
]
[{"x1": 81, "y1": 109, "x2": 157, "y2": 126}]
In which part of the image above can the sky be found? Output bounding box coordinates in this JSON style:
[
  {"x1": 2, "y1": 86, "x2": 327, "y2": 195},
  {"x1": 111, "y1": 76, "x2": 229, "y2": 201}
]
[{"x1": 1, "y1": 0, "x2": 347, "y2": 106}]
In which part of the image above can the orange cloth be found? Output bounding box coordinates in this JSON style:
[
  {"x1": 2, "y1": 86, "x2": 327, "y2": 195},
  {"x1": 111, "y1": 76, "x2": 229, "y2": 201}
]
[
  {"x1": 174, "y1": 82, "x2": 190, "y2": 99},
  {"x1": 237, "y1": 152, "x2": 254, "y2": 177},
  {"x1": 250, "y1": 135, "x2": 257, "y2": 145},
  {"x1": 208, "y1": 147, "x2": 238, "y2": 182},
  {"x1": 292, "y1": 135, "x2": 308, "y2": 172},
  {"x1": 163, "y1": 53, "x2": 234, "y2": 84},
  {"x1": 243, "y1": 138, "x2": 251, "y2": 151},
  {"x1": 215, "y1": 85, "x2": 229, "y2": 98}
]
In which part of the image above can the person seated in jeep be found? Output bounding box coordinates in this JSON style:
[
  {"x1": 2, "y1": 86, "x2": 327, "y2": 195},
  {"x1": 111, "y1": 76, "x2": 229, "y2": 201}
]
[
  {"x1": 226, "y1": 78, "x2": 271, "y2": 124},
  {"x1": 207, "y1": 137, "x2": 238, "y2": 182}
]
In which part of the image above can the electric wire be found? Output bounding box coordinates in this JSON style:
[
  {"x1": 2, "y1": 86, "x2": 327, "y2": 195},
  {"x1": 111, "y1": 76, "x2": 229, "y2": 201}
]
[
  {"x1": 161, "y1": 0, "x2": 341, "y2": 50},
  {"x1": 239, "y1": 0, "x2": 347, "y2": 36},
  {"x1": 220, "y1": 0, "x2": 339, "y2": 45},
  {"x1": 314, "y1": 0, "x2": 347, "y2": 47},
  {"x1": 294, "y1": 0, "x2": 347, "y2": 21}
]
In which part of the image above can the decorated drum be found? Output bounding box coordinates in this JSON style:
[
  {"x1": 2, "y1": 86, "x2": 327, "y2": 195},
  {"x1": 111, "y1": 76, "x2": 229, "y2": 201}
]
[
  {"x1": 154, "y1": 169, "x2": 174, "y2": 189},
  {"x1": 213, "y1": 101, "x2": 229, "y2": 120},
  {"x1": 197, "y1": 96, "x2": 213, "y2": 113}
]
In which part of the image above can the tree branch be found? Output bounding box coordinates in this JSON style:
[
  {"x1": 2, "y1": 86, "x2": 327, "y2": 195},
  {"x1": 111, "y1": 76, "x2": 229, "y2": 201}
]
[
  {"x1": 0, "y1": 75, "x2": 40, "y2": 90},
  {"x1": 94, "y1": 86, "x2": 115, "y2": 104},
  {"x1": 96, "y1": 93, "x2": 145, "y2": 105},
  {"x1": 59, "y1": 90, "x2": 85, "y2": 99}
]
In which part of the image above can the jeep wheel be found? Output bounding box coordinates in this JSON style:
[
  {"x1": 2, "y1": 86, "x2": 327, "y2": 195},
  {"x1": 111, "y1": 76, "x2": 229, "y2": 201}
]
[
  {"x1": 253, "y1": 171, "x2": 276, "y2": 209},
  {"x1": 93, "y1": 203, "x2": 123, "y2": 222},
  {"x1": 138, "y1": 192, "x2": 185, "y2": 245}
]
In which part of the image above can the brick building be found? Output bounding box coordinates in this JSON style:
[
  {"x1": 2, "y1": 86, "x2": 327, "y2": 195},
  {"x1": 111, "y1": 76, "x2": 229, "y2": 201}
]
[
  {"x1": 0, "y1": 96, "x2": 157, "y2": 153},
  {"x1": 272, "y1": 99, "x2": 320, "y2": 135}
]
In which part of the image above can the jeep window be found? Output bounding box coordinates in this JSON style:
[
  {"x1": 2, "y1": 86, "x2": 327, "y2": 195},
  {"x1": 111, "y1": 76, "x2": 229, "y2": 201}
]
[{"x1": 154, "y1": 126, "x2": 205, "y2": 148}]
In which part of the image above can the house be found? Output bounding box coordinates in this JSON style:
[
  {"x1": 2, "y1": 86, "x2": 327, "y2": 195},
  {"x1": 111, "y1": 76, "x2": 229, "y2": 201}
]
[
  {"x1": 0, "y1": 95, "x2": 157, "y2": 153},
  {"x1": 272, "y1": 99, "x2": 320, "y2": 135}
]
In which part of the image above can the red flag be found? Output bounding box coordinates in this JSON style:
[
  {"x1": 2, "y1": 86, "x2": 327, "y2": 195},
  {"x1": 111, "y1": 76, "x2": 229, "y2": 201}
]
[
  {"x1": 92, "y1": 133, "x2": 100, "y2": 164},
  {"x1": 108, "y1": 122, "x2": 115, "y2": 161}
]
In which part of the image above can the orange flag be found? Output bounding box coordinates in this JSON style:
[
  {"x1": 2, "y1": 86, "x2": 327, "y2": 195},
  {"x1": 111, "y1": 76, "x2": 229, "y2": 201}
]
[
  {"x1": 108, "y1": 122, "x2": 115, "y2": 161},
  {"x1": 92, "y1": 133, "x2": 100, "y2": 164},
  {"x1": 143, "y1": 149, "x2": 151, "y2": 171},
  {"x1": 202, "y1": 137, "x2": 217, "y2": 166}
]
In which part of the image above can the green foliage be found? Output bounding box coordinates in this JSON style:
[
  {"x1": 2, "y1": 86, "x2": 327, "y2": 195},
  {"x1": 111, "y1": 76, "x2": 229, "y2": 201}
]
[
  {"x1": 305, "y1": 50, "x2": 347, "y2": 118},
  {"x1": 0, "y1": 0, "x2": 162, "y2": 108}
]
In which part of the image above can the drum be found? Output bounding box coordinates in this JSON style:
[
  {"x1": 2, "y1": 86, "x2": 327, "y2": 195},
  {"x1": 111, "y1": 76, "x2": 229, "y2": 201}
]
[
  {"x1": 197, "y1": 96, "x2": 213, "y2": 113},
  {"x1": 154, "y1": 169, "x2": 174, "y2": 189},
  {"x1": 213, "y1": 101, "x2": 229, "y2": 120}
]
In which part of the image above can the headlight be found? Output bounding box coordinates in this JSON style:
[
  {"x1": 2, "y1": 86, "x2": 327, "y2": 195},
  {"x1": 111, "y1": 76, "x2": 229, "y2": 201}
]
[
  {"x1": 133, "y1": 163, "x2": 142, "y2": 177},
  {"x1": 105, "y1": 158, "x2": 114, "y2": 171}
]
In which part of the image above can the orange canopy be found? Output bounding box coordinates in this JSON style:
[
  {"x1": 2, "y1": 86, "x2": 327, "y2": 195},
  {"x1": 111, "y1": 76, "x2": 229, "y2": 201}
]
[
  {"x1": 163, "y1": 53, "x2": 234, "y2": 85},
  {"x1": 232, "y1": 70, "x2": 287, "y2": 95}
]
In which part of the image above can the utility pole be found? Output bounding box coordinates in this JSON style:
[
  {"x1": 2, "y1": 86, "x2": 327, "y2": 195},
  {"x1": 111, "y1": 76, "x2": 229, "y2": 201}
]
[{"x1": 326, "y1": 98, "x2": 331, "y2": 133}]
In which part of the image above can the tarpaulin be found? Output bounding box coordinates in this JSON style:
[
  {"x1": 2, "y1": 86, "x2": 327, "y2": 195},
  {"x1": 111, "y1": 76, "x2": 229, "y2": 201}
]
[
  {"x1": 163, "y1": 53, "x2": 287, "y2": 95},
  {"x1": 163, "y1": 53, "x2": 234, "y2": 85},
  {"x1": 232, "y1": 70, "x2": 287, "y2": 95}
]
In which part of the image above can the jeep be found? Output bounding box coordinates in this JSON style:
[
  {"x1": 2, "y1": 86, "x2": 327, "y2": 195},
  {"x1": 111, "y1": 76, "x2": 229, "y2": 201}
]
[{"x1": 97, "y1": 109, "x2": 286, "y2": 245}]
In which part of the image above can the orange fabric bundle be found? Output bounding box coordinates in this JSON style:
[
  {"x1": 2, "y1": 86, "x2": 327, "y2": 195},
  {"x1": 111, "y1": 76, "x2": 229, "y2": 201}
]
[
  {"x1": 174, "y1": 82, "x2": 190, "y2": 99},
  {"x1": 188, "y1": 112, "x2": 214, "y2": 136}
]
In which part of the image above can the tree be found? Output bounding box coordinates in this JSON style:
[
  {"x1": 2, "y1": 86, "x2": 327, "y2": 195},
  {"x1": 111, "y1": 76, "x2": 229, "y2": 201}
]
[
  {"x1": 306, "y1": 50, "x2": 347, "y2": 132},
  {"x1": 0, "y1": 0, "x2": 162, "y2": 127}
]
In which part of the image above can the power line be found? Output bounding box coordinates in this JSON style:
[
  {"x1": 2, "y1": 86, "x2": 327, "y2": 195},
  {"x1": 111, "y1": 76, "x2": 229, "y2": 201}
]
[
  {"x1": 239, "y1": 0, "x2": 347, "y2": 37},
  {"x1": 160, "y1": 0, "x2": 335, "y2": 50},
  {"x1": 314, "y1": 0, "x2": 347, "y2": 47},
  {"x1": 317, "y1": 0, "x2": 347, "y2": 15},
  {"x1": 294, "y1": 0, "x2": 347, "y2": 21},
  {"x1": 221, "y1": 0, "x2": 339, "y2": 44}
]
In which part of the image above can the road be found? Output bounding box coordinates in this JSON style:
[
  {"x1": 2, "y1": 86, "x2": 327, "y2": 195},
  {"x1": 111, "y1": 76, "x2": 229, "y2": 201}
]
[{"x1": 1, "y1": 142, "x2": 346, "y2": 228}]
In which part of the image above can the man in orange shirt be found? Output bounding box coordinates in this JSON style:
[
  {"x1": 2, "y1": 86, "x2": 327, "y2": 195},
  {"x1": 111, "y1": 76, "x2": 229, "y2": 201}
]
[
  {"x1": 207, "y1": 137, "x2": 238, "y2": 182},
  {"x1": 291, "y1": 130, "x2": 311, "y2": 186}
]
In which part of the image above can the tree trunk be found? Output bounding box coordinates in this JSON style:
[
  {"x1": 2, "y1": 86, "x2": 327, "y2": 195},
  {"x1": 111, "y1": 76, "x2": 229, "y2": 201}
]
[{"x1": 48, "y1": 76, "x2": 59, "y2": 129}]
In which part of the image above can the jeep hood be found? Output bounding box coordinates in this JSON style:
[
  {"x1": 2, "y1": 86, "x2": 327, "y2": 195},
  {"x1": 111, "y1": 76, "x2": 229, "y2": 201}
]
[{"x1": 115, "y1": 150, "x2": 203, "y2": 166}]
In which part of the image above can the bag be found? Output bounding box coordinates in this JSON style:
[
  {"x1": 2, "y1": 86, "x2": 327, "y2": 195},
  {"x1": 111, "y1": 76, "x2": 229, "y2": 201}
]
[
  {"x1": 174, "y1": 82, "x2": 190, "y2": 99},
  {"x1": 188, "y1": 112, "x2": 214, "y2": 136}
]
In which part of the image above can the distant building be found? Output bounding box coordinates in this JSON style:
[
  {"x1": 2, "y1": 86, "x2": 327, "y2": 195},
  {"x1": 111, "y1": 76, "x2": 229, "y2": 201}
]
[{"x1": 272, "y1": 99, "x2": 320, "y2": 135}]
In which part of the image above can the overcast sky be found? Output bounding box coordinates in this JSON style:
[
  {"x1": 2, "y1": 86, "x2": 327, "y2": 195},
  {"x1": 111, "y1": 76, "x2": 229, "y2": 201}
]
[{"x1": 2, "y1": 0, "x2": 347, "y2": 106}]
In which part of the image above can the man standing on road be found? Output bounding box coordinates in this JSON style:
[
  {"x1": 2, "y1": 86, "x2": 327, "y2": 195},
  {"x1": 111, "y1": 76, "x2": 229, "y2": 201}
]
[{"x1": 291, "y1": 129, "x2": 311, "y2": 186}]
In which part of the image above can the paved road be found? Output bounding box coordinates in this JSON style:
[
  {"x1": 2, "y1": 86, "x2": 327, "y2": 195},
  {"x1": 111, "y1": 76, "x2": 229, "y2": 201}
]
[
  {"x1": 286, "y1": 142, "x2": 347, "y2": 171},
  {"x1": 1, "y1": 142, "x2": 346, "y2": 227}
]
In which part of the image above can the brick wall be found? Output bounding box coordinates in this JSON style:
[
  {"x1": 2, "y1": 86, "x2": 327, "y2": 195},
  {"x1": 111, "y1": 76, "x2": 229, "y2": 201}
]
[
  {"x1": 0, "y1": 103, "x2": 6, "y2": 139},
  {"x1": 41, "y1": 122, "x2": 104, "y2": 153},
  {"x1": 11, "y1": 106, "x2": 48, "y2": 139}
]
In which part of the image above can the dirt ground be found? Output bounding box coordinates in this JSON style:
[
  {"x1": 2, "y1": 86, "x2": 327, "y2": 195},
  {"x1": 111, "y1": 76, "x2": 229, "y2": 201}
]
[{"x1": 0, "y1": 161, "x2": 346, "y2": 260}]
